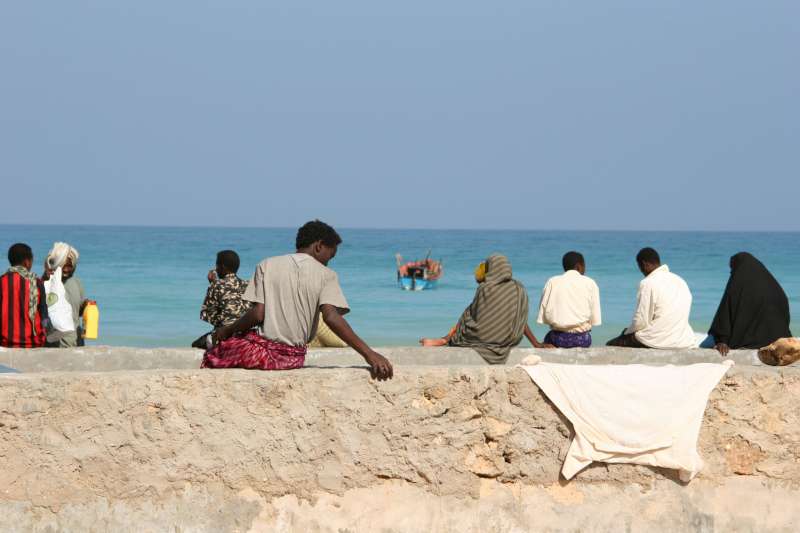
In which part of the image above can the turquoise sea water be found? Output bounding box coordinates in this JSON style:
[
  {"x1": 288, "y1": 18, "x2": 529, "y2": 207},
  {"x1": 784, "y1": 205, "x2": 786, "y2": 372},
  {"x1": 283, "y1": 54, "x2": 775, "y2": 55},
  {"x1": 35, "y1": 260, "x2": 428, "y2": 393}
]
[{"x1": 1, "y1": 225, "x2": 798, "y2": 348}]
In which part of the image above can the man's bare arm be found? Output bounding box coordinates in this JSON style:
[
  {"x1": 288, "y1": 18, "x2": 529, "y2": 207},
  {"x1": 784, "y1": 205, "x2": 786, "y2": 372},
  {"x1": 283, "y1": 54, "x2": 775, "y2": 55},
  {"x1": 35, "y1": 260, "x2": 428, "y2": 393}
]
[
  {"x1": 524, "y1": 324, "x2": 553, "y2": 349},
  {"x1": 321, "y1": 304, "x2": 393, "y2": 380},
  {"x1": 214, "y1": 303, "x2": 265, "y2": 343}
]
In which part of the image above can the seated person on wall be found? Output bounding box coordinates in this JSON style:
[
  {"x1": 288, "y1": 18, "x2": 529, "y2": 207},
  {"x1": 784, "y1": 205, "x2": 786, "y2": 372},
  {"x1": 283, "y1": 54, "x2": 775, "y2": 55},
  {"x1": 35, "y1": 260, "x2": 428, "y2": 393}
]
[
  {"x1": 537, "y1": 251, "x2": 601, "y2": 348},
  {"x1": 202, "y1": 220, "x2": 393, "y2": 380},
  {"x1": 607, "y1": 247, "x2": 696, "y2": 349},
  {"x1": 42, "y1": 242, "x2": 95, "y2": 347},
  {"x1": 308, "y1": 312, "x2": 347, "y2": 348},
  {"x1": 708, "y1": 252, "x2": 792, "y2": 356},
  {"x1": 0, "y1": 243, "x2": 49, "y2": 348},
  {"x1": 192, "y1": 250, "x2": 251, "y2": 349},
  {"x1": 420, "y1": 254, "x2": 551, "y2": 364}
]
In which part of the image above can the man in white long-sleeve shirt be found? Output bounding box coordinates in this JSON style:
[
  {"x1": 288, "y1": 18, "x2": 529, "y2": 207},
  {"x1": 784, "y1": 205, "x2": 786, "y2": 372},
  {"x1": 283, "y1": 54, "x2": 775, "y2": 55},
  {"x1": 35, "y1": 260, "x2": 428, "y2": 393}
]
[
  {"x1": 607, "y1": 247, "x2": 697, "y2": 349},
  {"x1": 537, "y1": 251, "x2": 602, "y2": 348}
]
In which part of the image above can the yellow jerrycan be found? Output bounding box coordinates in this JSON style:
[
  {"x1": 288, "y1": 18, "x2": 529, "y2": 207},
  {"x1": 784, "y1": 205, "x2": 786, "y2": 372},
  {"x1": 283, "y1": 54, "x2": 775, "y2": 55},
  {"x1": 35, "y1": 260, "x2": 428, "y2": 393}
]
[{"x1": 83, "y1": 302, "x2": 99, "y2": 340}]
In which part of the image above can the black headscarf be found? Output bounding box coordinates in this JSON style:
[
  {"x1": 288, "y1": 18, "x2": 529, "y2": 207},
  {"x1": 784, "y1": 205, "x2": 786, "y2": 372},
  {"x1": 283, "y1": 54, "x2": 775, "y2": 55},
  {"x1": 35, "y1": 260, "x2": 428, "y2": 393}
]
[{"x1": 709, "y1": 252, "x2": 791, "y2": 349}]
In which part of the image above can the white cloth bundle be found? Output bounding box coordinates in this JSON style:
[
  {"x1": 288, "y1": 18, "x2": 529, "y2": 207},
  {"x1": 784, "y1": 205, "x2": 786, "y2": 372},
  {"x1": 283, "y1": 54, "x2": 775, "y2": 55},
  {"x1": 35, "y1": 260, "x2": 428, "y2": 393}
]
[
  {"x1": 44, "y1": 266, "x2": 76, "y2": 332},
  {"x1": 519, "y1": 356, "x2": 733, "y2": 482}
]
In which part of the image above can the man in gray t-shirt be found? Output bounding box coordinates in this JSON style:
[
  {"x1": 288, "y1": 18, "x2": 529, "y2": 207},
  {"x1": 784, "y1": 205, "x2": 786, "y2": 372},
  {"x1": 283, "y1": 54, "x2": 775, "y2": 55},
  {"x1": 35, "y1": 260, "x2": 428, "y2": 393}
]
[
  {"x1": 242, "y1": 253, "x2": 349, "y2": 346},
  {"x1": 206, "y1": 220, "x2": 393, "y2": 380}
]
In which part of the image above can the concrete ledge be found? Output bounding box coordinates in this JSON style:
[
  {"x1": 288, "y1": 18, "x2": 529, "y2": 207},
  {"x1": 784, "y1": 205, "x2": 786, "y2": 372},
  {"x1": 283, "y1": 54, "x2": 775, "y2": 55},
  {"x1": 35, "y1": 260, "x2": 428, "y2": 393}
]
[
  {"x1": 0, "y1": 345, "x2": 764, "y2": 373},
  {"x1": 0, "y1": 349, "x2": 798, "y2": 531}
]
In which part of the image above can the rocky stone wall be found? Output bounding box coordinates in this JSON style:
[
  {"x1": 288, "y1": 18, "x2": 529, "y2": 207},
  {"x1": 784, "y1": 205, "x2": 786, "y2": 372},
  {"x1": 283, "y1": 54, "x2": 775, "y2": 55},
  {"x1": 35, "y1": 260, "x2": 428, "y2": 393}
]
[{"x1": 0, "y1": 347, "x2": 797, "y2": 532}]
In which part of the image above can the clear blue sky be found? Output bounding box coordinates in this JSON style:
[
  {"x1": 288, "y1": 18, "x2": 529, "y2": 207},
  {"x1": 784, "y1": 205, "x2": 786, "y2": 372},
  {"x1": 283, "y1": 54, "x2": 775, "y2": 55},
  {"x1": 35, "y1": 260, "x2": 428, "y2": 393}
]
[{"x1": 1, "y1": 2, "x2": 798, "y2": 231}]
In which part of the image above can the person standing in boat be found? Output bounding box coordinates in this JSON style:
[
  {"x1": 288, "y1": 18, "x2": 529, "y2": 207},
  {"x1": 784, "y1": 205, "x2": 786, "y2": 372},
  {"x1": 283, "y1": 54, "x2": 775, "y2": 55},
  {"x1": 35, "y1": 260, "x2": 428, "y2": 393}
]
[
  {"x1": 420, "y1": 254, "x2": 552, "y2": 363},
  {"x1": 396, "y1": 253, "x2": 442, "y2": 290}
]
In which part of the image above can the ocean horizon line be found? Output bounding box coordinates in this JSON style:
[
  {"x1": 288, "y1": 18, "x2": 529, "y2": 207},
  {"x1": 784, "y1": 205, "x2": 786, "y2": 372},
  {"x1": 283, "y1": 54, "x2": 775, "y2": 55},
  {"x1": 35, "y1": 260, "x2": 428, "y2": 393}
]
[{"x1": 1, "y1": 222, "x2": 799, "y2": 235}]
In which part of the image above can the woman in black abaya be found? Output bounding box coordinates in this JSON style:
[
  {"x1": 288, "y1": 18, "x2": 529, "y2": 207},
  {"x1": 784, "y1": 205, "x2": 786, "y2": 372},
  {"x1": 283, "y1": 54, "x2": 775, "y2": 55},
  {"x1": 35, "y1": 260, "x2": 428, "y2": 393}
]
[{"x1": 709, "y1": 252, "x2": 792, "y2": 355}]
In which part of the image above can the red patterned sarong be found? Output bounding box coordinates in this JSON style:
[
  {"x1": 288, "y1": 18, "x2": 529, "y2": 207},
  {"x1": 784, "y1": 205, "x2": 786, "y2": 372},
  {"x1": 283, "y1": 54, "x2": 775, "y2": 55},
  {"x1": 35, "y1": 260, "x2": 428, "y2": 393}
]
[{"x1": 201, "y1": 331, "x2": 306, "y2": 370}]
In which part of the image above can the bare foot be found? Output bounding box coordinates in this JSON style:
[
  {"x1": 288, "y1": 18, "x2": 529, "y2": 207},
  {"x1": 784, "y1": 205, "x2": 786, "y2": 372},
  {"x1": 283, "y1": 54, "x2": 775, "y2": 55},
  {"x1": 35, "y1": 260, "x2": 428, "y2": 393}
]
[{"x1": 420, "y1": 337, "x2": 448, "y2": 347}]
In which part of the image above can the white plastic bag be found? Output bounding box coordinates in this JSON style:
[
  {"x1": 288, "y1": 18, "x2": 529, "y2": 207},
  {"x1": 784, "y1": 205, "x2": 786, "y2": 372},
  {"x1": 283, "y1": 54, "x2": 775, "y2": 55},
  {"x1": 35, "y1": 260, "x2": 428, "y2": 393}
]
[{"x1": 44, "y1": 267, "x2": 75, "y2": 333}]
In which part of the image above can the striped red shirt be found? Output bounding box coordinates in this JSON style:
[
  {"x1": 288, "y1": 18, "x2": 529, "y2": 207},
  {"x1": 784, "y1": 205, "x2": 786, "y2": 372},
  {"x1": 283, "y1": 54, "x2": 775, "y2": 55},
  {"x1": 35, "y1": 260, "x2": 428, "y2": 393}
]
[{"x1": 0, "y1": 272, "x2": 47, "y2": 348}]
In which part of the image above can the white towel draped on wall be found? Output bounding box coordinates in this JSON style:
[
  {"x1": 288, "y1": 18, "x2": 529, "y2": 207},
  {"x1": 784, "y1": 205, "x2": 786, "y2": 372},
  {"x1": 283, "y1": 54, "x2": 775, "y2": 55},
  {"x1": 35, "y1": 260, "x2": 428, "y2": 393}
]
[{"x1": 520, "y1": 357, "x2": 733, "y2": 482}]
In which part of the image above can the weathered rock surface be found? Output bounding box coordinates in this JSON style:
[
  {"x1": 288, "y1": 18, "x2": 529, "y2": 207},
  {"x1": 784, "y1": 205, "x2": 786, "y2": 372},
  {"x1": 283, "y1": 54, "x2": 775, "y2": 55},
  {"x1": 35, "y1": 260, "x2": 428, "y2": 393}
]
[
  {"x1": 0, "y1": 347, "x2": 798, "y2": 532},
  {"x1": 759, "y1": 337, "x2": 800, "y2": 366}
]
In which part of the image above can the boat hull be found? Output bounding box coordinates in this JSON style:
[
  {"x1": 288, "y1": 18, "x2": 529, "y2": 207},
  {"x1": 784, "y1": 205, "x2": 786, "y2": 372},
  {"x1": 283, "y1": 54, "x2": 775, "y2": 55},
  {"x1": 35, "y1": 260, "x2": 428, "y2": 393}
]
[{"x1": 399, "y1": 277, "x2": 438, "y2": 291}]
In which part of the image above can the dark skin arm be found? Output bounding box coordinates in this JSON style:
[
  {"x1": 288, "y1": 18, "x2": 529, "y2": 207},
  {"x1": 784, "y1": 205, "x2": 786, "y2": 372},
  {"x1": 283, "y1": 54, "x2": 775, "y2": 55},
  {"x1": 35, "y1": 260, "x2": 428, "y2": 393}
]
[
  {"x1": 79, "y1": 299, "x2": 96, "y2": 315},
  {"x1": 714, "y1": 343, "x2": 730, "y2": 357},
  {"x1": 213, "y1": 303, "x2": 393, "y2": 381},
  {"x1": 524, "y1": 324, "x2": 554, "y2": 349},
  {"x1": 214, "y1": 303, "x2": 265, "y2": 342},
  {"x1": 321, "y1": 304, "x2": 393, "y2": 380}
]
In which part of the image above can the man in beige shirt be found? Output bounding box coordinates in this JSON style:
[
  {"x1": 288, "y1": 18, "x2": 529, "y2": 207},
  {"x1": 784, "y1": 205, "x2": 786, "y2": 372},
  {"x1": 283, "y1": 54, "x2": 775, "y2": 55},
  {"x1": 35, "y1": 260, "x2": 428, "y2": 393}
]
[
  {"x1": 537, "y1": 251, "x2": 601, "y2": 348},
  {"x1": 202, "y1": 220, "x2": 393, "y2": 380}
]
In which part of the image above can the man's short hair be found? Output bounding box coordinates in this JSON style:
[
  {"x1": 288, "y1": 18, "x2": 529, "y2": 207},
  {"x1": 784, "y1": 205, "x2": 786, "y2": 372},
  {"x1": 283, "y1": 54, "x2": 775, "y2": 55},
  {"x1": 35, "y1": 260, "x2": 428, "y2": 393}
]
[
  {"x1": 296, "y1": 220, "x2": 342, "y2": 249},
  {"x1": 7, "y1": 243, "x2": 33, "y2": 266},
  {"x1": 216, "y1": 250, "x2": 240, "y2": 273},
  {"x1": 562, "y1": 251, "x2": 584, "y2": 271},
  {"x1": 636, "y1": 247, "x2": 661, "y2": 266}
]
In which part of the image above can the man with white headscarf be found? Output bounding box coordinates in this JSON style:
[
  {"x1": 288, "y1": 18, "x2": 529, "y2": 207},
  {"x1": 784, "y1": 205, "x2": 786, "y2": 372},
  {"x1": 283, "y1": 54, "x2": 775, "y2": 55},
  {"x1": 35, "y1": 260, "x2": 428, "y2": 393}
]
[{"x1": 43, "y1": 242, "x2": 94, "y2": 347}]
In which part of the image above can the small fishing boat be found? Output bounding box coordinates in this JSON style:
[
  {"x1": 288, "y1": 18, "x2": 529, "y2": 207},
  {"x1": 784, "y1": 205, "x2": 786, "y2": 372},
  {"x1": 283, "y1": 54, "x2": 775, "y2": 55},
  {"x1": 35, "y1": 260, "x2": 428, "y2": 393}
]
[{"x1": 396, "y1": 252, "x2": 443, "y2": 291}]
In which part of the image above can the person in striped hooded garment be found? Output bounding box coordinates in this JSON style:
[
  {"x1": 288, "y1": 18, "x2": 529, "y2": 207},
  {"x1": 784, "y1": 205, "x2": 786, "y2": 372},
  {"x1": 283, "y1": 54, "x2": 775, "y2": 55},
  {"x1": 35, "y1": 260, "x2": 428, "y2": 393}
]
[{"x1": 420, "y1": 254, "x2": 551, "y2": 363}]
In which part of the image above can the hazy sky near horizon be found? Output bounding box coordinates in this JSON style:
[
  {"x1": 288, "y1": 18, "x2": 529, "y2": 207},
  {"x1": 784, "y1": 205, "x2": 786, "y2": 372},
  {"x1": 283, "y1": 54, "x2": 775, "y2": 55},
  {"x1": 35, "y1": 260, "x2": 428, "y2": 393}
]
[{"x1": 2, "y1": 2, "x2": 798, "y2": 231}]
